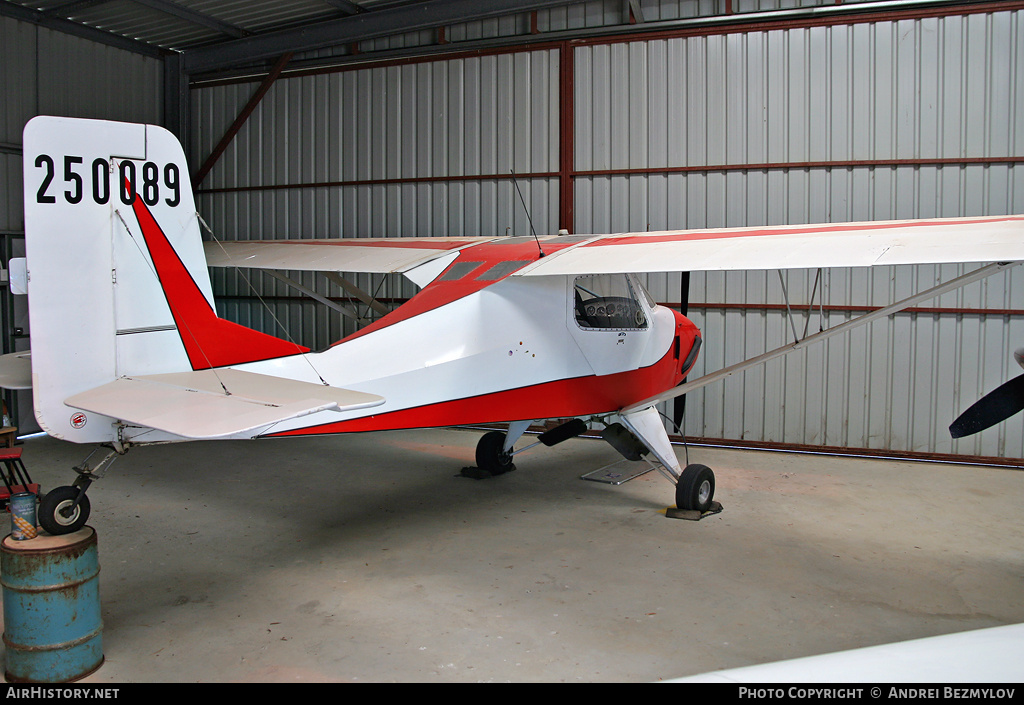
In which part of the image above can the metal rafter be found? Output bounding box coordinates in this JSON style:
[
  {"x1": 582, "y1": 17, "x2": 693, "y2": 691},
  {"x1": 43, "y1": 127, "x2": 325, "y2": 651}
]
[
  {"x1": 0, "y1": 0, "x2": 166, "y2": 57},
  {"x1": 625, "y1": 0, "x2": 644, "y2": 23},
  {"x1": 182, "y1": 0, "x2": 586, "y2": 72},
  {"x1": 43, "y1": 0, "x2": 111, "y2": 16},
  {"x1": 126, "y1": 0, "x2": 251, "y2": 39},
  {"x1": 321, "y1": 0, "x2": 365, "y2": 14},
  {"x1": 192, "y1": 52, "x2": 293, "y2": 188},
  {"x1": 35, "y1": 0, "x2": 251, "y2": 40}
]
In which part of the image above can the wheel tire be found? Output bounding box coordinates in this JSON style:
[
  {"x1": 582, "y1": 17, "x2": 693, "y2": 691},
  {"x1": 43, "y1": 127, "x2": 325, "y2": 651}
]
[
  {"x1": 475, "y1": 430, "x2": 515, "y2": 475},
  {"x1": 38, "y1": 485, "x2": 91, "y2": 535},
  {"x1": 675, "y1": 464, "x2": 715, "y2": 512}
]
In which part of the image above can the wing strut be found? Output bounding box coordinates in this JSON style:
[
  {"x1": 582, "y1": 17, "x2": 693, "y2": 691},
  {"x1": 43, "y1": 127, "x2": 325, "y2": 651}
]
[
  {"x1": 623, "y1": 261, "x2": 1022, "y2": 414},
  {"x1": 265, "y1": 270, "x2": 369, "y2": 325},
  {"x1": 778, "y1": 267, "x2": 825, "y2": 344},
  {"x1": 322, "y1": 272, "x2": 392, "y2": 317}
]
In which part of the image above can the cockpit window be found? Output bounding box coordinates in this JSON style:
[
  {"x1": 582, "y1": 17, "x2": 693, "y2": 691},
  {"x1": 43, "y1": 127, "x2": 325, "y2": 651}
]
[
  {"x1": 573, "y1": 274, "x2": 649, "y2": 330},
  {"x1": 636, "y1": 277, "x2": 657, "y2": 309}
]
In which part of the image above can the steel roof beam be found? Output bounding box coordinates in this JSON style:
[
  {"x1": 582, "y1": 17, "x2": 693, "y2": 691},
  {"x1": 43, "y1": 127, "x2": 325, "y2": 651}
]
[
  {"x1": 0, "y1": 0, "x2": 166, "y2": 58},
  {"x1": 182, "y1": 0, "x2": 584, "y2": 72},
  {"x1": 43, "y1": 0, "x2": 111, "y2": 16},
  {"x1": 192, "y1": 52, "x2": 293, "y2": 188},
  {"x1": 126, "y1": 0, "x2": 251, "y2": 39},
  {"x1": 0, "y1": 0, "x2": 164, "y2": 57},
  {"x1": 320, "y1": 0, "x2": 366, "y2": 14}
]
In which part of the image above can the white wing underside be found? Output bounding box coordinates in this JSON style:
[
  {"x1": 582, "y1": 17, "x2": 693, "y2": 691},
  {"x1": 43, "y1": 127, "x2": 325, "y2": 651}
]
[
  {"x1": 203, "y1": 215, "x2": 1024, "y2": 276},
  {"x1": 204, "y1": 237, "x2": 492, "y2": 274},
  {"x1": 517, "y1": 215, "x2": 1024, "y2": 275}
]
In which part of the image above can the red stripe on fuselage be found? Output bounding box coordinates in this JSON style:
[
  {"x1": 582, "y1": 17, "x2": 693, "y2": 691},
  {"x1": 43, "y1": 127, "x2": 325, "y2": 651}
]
[{"x1": 269, "y1": 313, "x2": 701, "y2": 437}]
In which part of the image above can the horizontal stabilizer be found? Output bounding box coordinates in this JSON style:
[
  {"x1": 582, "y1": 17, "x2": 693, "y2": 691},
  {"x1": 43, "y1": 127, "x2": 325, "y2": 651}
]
[
  {"x1": 64, "y1": 369, "x2": 385, "y2": 440},
  {"x1": 0, "y1": 352, "x2": 32, "y2": 390}
]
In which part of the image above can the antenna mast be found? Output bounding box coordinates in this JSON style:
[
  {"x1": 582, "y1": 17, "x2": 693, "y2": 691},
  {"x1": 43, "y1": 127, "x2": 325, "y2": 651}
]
[{"x1": 511, "y1": 169, "x2": 545, "y2": 258}]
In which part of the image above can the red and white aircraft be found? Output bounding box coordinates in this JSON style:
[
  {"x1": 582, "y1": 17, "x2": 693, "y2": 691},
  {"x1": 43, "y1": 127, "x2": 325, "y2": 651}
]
[{"x1": 7, "y1": 116, "x2": 1024, "y2": 534}]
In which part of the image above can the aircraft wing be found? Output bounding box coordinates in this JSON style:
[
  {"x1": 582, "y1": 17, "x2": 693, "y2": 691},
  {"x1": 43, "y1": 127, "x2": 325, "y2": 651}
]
[
  {"x1": 204, "y1": 237, "x2": 493, "y2": 274},
  {"x1": 203, "y1": 215, "x2": 1024, "y2": 276},
  {"x1": 513, "y1": 215, "x2": 1024, "y2": 276},
  {"x1": 64, "y1": 369, "x2": 384, "y2": 440},
  {"x1": 0, "y1": 352, "x2": 32, "y2": 390}
]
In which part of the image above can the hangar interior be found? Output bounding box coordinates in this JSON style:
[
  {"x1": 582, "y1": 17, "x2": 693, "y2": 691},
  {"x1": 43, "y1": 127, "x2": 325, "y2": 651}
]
[{"x1": 0, "y1": 0, "x2": 1022, "y2": 683}]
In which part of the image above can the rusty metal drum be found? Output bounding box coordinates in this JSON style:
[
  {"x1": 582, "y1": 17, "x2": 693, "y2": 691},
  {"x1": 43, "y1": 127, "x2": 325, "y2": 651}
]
[{"x1": 1, "y1": 527, "x2": 103, "y2": 682}]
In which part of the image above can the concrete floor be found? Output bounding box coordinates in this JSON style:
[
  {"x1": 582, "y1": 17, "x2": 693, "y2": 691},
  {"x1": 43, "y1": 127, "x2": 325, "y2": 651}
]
[{"x1": 2, "y1": 427, "x2": 1023, "y2": 683}]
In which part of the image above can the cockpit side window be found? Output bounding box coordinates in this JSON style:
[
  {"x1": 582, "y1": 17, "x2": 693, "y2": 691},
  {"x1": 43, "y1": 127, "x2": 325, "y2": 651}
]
[{"x1": 573, "y1": 274, "x2": 649, "y2": 330}]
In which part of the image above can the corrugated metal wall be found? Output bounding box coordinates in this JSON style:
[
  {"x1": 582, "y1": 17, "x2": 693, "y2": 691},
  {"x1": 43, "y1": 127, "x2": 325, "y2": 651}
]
[
  {"x1": 0, "y1": 14, "x2": 163, "y2": 430},
  {"x1": 572, "y1": 12, "x2": 1024, "y2": 458},
  {"x1": 188, "y1": 4, "x2": 1020, "y2": 461},
  {"x1": 1, "y1": 16, "x2": 163, "y2": 232},
  {"x1": 192, "y1": 49, "x2": 562, "y2": 348}
]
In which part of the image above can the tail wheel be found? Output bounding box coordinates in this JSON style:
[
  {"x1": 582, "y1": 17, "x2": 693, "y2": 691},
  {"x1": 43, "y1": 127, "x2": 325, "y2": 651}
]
[
  {"x1": 475, "y1": 430, "x2": 515, "y2": 475},
  {"x1": 38, "y1": 485, "x2": 91, "y2": 535},
  {"x1": 676, "y1": 464, "x2": 715, "y2": 513}
]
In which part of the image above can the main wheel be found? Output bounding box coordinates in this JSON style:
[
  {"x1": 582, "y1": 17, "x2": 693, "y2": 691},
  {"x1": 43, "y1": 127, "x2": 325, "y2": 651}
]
[
  {"x1": 675, "y1": 464, "x2": 715, "y2": 512},
  {"x1": 475, "y1": 430, "x2": 515, "y2": 475},
  {"x1": 38, "y1": 485, "x2": 91, "y2": 535}
]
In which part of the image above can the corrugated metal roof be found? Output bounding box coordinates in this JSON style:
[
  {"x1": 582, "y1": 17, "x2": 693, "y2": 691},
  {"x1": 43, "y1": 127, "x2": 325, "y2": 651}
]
[
  {"x1": 3, "y1": 1, "x2": 979, "y2": 74},
  {"x1": 4, "y1": 0, "x2": 367, "y2": 51},
  {"x1": 2, "y1": 1, "x2": 615, "y2": 54},
  {"x1": 1, "y1": 0, "x2": 599, "y2": 72}
]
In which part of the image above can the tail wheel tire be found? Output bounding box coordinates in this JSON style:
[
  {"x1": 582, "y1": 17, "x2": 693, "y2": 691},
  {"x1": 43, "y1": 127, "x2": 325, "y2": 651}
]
[
  {"x1": 676, "y1": 464, "x2": 715, "y2": 513},
  {"x1": 39, "y1": 485, "x2": 91, "y2": 535}
]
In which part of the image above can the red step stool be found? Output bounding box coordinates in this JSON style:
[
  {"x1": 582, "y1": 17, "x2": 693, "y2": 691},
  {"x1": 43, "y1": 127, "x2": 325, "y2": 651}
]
[{"x1": 0, "y1": 447, "x2": 38, "y2": 508}]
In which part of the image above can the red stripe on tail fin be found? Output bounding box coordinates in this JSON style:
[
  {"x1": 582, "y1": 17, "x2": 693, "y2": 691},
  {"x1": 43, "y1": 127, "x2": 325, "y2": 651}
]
[{"x1": 130, "y1": 194, "x2": 308, "y2": 370}]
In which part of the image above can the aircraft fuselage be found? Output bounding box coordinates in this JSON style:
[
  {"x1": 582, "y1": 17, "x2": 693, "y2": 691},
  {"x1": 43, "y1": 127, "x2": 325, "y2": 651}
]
[{"x1": 233, "y1": 238, "x2": 702, "y2": 438}]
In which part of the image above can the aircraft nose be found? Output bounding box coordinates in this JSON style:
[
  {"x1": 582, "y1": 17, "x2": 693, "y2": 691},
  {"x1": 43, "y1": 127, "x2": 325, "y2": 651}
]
[{"x1": 671, "y1": 310, "x2": 702, "y2": 379}]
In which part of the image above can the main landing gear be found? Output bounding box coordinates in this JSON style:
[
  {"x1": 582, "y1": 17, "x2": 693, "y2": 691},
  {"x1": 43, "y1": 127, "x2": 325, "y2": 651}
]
[
  {"x1": 474, "y1": 430, "x2": 515, "y2": 475},
  {"x1": 471, "y1": 410, "x2": 719, "y2": 518},
  {"x1": 469, "y1": 418, "x2": 589, "y2": 478},
  {"x1": 599, "y1": 418, "x2": 716, "y2": 513},
  {"x1": 675, "y1": 463, "x2": 716, "y2": 514},
  {"x1": 37, "y1": 447, "x2": 118, "y2": 535}
]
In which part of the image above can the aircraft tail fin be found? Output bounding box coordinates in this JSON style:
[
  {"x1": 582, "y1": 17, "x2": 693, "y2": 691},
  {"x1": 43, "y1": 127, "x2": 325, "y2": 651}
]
[{"x1": 21, "y1": 116, "x2": 306, "y2": 443}]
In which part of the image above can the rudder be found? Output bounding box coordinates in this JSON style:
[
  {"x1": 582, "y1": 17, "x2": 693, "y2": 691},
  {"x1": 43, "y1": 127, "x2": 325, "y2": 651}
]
[{"x1": 22, "y1": 116, "x2": 304, "y2": 443}]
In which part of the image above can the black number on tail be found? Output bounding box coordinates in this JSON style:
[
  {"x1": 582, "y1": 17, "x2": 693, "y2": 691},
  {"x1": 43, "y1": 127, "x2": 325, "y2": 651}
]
[{"x1": 35, "y1": 154, "x2": 56, "y2": 204}]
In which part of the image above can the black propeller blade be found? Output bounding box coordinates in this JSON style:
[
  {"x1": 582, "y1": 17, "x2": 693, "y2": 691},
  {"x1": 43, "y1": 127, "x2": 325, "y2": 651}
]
[
  {"x1": 674, "y1": 272, "x2": 691, "y2": 431},
  {"x1": 949, "y1": 373, "x2": 1024, "y2": 439}
]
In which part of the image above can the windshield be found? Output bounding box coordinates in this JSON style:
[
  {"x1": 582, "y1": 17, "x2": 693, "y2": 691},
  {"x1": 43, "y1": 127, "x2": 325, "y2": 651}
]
[{"x1": 573, "y1": 274, "x2": 649, "y2": 330}]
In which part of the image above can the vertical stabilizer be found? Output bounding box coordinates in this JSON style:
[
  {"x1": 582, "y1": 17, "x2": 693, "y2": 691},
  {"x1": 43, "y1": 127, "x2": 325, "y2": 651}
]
[{"x1": 22, "y1": 116, "x2": 304, "y2": 443}]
